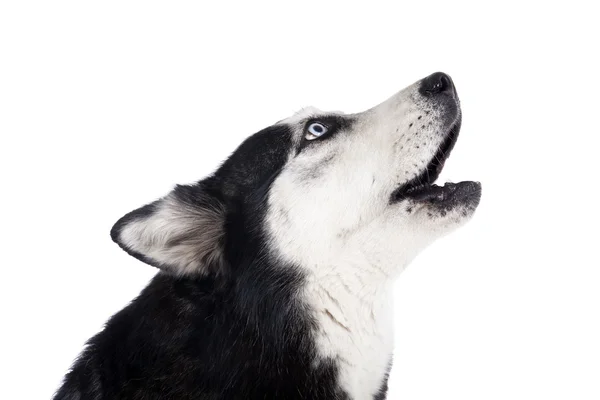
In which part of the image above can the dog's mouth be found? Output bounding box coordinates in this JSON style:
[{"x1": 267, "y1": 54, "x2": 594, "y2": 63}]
[{"x1": 392, "y1": 116, "x2": 481, "y2": 207}]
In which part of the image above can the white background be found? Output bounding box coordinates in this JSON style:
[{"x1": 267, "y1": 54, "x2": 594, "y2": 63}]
[{"x1": 1, "y1": 1, "x2": 599, "y2": 399}]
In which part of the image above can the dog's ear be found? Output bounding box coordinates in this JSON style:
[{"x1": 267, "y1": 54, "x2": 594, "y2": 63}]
[{"x1": 110, "y1": 183, "x2": 227, "y2": 277}]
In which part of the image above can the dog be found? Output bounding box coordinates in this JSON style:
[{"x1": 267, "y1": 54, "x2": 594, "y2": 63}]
[{"x1": 54, "y1": 72, "x2": 481, "y2": 400}]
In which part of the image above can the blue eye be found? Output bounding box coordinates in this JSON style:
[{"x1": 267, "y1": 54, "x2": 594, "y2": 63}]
[{"x1": 306, "y1": 122, "x2": 328, "y2": 140}]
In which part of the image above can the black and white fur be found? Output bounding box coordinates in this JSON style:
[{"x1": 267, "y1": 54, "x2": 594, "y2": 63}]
[{"x1": 54, "y1": 72, "x2": 481, "y2": 400}]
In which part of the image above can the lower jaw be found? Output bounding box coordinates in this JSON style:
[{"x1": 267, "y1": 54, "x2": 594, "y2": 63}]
[{"x1": 393, "y1": 181, "x2": 481, "y2": 208}]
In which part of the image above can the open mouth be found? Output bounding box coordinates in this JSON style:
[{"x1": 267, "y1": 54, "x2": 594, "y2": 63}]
[{"x1": 391, "y1": 116, "x2": 481, "y2": 207}]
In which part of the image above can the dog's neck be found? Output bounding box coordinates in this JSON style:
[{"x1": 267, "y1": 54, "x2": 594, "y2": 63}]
[
  {"x1": 304, "y1": 261, "x2": 395, "y2": 399},
  {"x1": 263, "y1": 194, "x2": 407, "y2": 398}
]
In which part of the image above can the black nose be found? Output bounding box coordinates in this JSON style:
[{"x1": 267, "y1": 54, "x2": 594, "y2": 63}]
[{"x1": 419, "y1": 72, "x2": 455, "y2": 96}]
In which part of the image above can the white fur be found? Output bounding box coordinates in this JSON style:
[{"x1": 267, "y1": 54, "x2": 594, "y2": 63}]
[{"x1": 266, "y1": 79, "x2": 473, "y2": 399}]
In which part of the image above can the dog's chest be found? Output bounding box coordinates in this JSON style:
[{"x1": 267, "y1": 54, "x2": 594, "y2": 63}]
[{"x1": 305, "y1": 277, "x2": 394, "y2": 399}]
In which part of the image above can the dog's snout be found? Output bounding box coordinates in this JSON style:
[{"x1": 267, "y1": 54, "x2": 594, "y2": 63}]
[{"x1": 419, "y1": 72, "x2": 455, "y2": 96}]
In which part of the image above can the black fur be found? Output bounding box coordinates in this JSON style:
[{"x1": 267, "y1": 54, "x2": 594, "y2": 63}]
[
  {"x1": 54, "y1": 123, "x2": 391, "y2": 399},
  {"x1": 373, "y1": 360, "x2": 393, "y2": 400}
]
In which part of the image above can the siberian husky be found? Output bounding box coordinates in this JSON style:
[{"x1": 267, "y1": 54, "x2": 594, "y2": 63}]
[{"x1": 54, "y1": 72, "x2": 481, "y2": 400}]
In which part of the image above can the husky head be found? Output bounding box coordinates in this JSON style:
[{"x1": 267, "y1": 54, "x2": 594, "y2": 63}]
[{"x1": 111, "y1": 72, "x2": 481, "y2": 280}]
